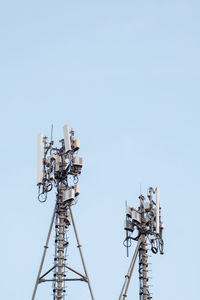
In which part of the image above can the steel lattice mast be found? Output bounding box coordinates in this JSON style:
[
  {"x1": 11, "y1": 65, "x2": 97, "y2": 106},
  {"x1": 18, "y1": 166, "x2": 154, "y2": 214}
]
[
  {"x1": 119, "y1": 187, "x2": 164, "y2": 300},
  {"x1": 32, "y1": 125, "x2": 94, "y2": 300}
]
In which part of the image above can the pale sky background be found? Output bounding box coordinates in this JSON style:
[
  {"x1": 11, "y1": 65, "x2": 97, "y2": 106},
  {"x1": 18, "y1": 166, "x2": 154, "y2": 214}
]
[{"x1": 0, "y1": 1, "x2": 199, "y2": 299}]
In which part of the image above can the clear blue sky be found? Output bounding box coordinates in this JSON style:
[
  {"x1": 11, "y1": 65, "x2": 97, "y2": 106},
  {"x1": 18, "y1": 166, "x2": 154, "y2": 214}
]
[{"x1": 0, "y1": 1, "x2": 199, "y2": 299}]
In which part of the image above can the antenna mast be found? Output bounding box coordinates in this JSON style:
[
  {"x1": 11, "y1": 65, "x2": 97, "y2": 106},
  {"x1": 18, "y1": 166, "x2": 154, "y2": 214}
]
[
  {"x1": 119, "y1": 187, "x2": 164, "y2": 300},
  {"x1": 32, "y1": 125, "x2": 94, "y2": 300}
]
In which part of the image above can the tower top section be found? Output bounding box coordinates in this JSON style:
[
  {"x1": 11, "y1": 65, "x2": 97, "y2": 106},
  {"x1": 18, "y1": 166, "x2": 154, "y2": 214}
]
[
  {"x1": 37, "y1": 124, "x2": 82, "y2": 203},
  {"x1": 124, "y1": 187, "x2": 164, "y2": 256}
]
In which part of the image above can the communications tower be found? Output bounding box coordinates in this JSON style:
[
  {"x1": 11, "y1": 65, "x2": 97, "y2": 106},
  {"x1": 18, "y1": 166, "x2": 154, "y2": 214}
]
[
  {"x1": 32, "y1": 125, "x2": 94, "y2": 300},
  {"x1": 119, "y1": 187, "x2": 164, "y2": 300}
]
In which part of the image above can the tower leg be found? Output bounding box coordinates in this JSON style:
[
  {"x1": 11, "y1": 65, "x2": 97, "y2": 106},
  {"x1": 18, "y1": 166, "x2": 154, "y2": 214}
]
[
  {"x1": 119, "y1": 237, "x2": 141, "y2": 300},
  {"x1": 69, "y1": 207, "x2": 95, "y2": 300},
  {"x1": 32, "y1": 203, "x2": 57, "y2": 300}
]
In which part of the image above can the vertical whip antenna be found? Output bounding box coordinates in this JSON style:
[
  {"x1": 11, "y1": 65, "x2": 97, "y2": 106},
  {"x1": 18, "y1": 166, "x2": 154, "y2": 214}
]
[
  {"x1": 156, "y1": 187, "x2": 160, "y2": 234},
  {"x1": 51, "y1": 124, "x2": 53, "y2": 142},
  {"x1": 37, "y1": 133, "x2": 43, "y2": 186}
]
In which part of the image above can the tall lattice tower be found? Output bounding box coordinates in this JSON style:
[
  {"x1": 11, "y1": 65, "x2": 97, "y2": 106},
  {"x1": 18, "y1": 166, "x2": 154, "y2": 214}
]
[
  {"x1": 119, "y1": 187, "x2": 164, "y2": 300},
  {"x1": 32, "y1": 125, "x2": 94, "y2": 300}
]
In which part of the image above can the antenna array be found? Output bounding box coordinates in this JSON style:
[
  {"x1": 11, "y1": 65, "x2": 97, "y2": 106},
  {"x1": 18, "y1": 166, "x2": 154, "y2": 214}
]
[{"x1": 32, "y1": 125, "x2": 94, "y2": 300}]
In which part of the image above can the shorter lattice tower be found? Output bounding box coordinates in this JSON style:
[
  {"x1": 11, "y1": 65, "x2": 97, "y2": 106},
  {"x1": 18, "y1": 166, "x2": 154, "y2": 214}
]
[{"x1": 119, "y1": 187, "x2": 164, "y2": 300}]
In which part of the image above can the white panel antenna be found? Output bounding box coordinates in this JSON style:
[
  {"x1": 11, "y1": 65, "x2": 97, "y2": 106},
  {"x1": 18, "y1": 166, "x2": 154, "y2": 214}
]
[
  {"x1": 75, "y1": 184, "x2": 80, "y2": 196},
  {"x1": 156, "y1": 186, "x2": 160, "y2": 234},
  {"x1": 37, "y1": 133, "x2": 43, "y2": 185},
  {"x1": 64, "y1": 188, "x2": 75, "y2": 202},
  {"x1": 73, "y1": 139, "x2": 80, "y2": 151},
  {"x1": 63, "y1": 125, "x2": 71, "y2": 152}
]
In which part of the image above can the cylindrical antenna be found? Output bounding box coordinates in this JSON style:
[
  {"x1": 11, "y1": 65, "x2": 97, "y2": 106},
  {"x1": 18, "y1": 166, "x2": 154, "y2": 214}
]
[
  {"x1": 63, "y1": 125, "x2": 72, "y2": 152},
  {"x1": 50, "y1": 124, "x2": 53, "y2": 155},
  {"x1": 37, "y1": 133, "x2": 43, "y2": 185},
  {"x1": 51, "y1": 124, "x2": 53, "y2": 142},
  {"x1": 156, "y1": 186, "x2": 160, "y2": 234}
]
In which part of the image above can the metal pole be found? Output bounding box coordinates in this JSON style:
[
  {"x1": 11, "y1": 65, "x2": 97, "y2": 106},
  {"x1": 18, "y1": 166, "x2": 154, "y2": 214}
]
[
  {"x1": 139, "y1": 195, "x2": 150, "y2": 300},
  {"x1": 119, "y1": 237, "x2": 141, "y2": 300},
  {"x1": 69, "y1": 206, "x2": 95, "y2": 300},
  {"x1": 55, "y1": 208, "x2": 65, "y2": 299},
  {"x1": 139, "y1": 235, "x2": 149, "y2": 300},
  {"x1": 32, "y1": 203, "x2": 57, "y2": 300}
]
